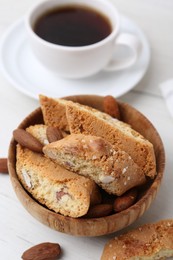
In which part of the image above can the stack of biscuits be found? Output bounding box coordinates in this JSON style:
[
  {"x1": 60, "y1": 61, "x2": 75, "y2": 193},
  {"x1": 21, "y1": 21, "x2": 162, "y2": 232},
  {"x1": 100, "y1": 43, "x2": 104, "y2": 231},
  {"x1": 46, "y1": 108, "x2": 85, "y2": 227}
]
[{"x1": 15, "y1": 95, "x2": 156, "y2": 218}]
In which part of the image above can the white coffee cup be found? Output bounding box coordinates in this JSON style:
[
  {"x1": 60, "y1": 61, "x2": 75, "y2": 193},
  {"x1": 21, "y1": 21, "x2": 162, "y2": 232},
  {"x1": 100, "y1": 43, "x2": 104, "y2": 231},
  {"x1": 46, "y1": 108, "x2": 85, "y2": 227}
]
[{"x1": 25, "y1": 0, "x2": 141, "y2": 79}]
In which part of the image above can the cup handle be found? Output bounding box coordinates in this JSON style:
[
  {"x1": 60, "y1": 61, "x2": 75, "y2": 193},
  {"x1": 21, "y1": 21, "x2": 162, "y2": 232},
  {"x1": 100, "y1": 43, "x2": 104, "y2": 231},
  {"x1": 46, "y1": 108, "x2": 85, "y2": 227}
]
[{"x1": 104, "y1": 33, "x2": 141, "y2": 71}]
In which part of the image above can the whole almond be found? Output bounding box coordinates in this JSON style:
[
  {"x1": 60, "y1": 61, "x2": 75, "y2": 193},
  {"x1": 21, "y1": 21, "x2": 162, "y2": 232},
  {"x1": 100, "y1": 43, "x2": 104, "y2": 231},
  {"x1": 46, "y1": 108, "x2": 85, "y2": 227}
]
[
  {"x1": 113, "y1": 189, "x2": 137, "y2": 212},
  {"x1": 13, "y1": 129, "x2": 43, "y2": 153},
  {"x1": 46, "y1": 126, "x2": 63, "y2": 143},
  {"x1": 103, "y1": 95, "x2": 121, "y2": 119},
  {"x1": 0, "y1": 158, "x2": 8, "y2": 174},
  {"x1": 102, "y1": 192, "x2": 115, "y2": 205},
  {"x1": 85, "y1": 204, "x2": 113, "y2": 218},
  {"x1": 21, "y1": 242, "x2": 61, "y2": 260}
]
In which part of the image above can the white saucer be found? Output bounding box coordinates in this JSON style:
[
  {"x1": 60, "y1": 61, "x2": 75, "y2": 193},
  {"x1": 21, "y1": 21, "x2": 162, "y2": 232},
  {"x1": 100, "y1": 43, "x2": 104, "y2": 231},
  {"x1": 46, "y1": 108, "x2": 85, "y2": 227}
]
[{"x1": 0, "y1": 15, "x2": 150, "y2": 100}]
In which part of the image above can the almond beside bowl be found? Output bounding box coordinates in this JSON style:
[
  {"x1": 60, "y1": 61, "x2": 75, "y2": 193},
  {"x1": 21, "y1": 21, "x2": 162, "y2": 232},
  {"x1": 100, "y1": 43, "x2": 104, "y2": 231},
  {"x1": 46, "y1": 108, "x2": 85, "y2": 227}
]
[{"x1": 8, "y1": 95, "x2": 165, "y2": 236}]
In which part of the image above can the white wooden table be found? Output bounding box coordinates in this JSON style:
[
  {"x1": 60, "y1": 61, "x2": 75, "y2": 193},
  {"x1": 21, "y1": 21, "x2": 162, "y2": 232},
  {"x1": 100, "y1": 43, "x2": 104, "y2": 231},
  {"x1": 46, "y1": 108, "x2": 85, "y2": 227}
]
[{"x1": 0, "y1": 0, "x2": 173, "y2": 259}]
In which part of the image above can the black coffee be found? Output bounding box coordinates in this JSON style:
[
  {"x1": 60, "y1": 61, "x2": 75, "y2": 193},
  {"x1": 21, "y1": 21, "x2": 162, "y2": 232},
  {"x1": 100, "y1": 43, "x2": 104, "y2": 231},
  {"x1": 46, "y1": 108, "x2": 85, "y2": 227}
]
[{"x1": 34, "y1": 5, "x2": 112, "y2": 47}]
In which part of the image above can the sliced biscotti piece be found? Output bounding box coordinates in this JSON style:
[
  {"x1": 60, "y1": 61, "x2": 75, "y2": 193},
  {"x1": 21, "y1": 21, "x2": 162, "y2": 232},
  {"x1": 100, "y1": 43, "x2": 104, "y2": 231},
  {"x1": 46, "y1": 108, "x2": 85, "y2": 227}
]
[
  {"x1": 39, "y1": 95, "x2": 69, "y2": 132},
  {"x1": 43, "y1": 134, "x2": 146, "y2": 196},
  {"x1": 66, "y1": 101, "x2": 156, "y2": 179},
  {"x1": 101, "y1": 219, "x2": 173, "y2": 260},
  {"x1": 16, "y1": 145, "x2": 101, "y2": 218}
]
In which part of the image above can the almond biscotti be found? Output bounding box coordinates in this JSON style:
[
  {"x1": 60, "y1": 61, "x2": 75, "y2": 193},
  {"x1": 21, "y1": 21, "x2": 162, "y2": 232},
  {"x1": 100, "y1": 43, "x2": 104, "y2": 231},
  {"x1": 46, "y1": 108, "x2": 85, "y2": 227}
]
[
  {"x1": 101, "y1": 219, "x2": 173, "y2": 260},
  {"x1": 43, "y1": 134, "x2": 146, "y2": 196},
  {"x1": 39, "y1": 95, "x2": 156, "y2": 178},
  {"x1": 16, "y1": 145, "x2": 101, "y2": 218},
  {"x1": 17, "y1": 124, "x2": 101, "y2": 217},
  {"x1": 65, "y1": 100, "x2": 156, "y2": 178}
]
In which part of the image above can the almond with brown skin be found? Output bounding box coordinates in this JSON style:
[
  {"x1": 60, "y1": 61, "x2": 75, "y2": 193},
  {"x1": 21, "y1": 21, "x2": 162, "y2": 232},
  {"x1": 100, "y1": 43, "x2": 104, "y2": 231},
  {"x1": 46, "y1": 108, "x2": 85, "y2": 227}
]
[
  {"x1": 85, "y1": 204, "x2": 113, "y2": 218},
  {"x1": 46, "y1": 126, "x2": 63, "y2": 143},
  {"x1": 0, "y1": 158, "x2": 8, "y2": 174},
  {"x1": 21, "y1": 242, "x2": 61, "y2": 260},
  {"x1": 103, "y1": 95, "x2": 121, "y2": 119},
  {"x1": 13, "y1": 129, "x2": 43, "y2": 153},
  {"x1": 113, "y1": 189, "x2": 137, "y2": 212},
  {"x1": 101, "y1": 191, "x2": 115, "y2": 205}
]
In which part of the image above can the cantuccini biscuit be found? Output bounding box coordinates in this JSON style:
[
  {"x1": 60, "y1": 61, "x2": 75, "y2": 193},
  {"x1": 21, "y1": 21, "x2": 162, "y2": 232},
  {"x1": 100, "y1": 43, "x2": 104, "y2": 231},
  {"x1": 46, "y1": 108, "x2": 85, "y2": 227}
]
[
  {"x1": 101, "y1": 219, "x2": 173, "y2": 260},
  {"x1": 16, "y1": 145, "x2": 101, "y2": 218},
  {"x1": 65, "y1": 100, "x2": 156, "y2": 178},
  {"x1": 16, "y1": 124, "x2": 101, "y2": 218},
  {"x1": 39, "y1": 95, "x2": 156, "y2": 178},
  {"x1": 43, "y1": 134, "x2": 146, "y2": 196}
]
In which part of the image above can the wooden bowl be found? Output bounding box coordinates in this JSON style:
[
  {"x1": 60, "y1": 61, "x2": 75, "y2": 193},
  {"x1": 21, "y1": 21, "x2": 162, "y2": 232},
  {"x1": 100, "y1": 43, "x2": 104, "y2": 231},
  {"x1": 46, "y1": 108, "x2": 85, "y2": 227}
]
[{"x1": 8, "y1": 95, "x2": 165, "y2": 236}]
